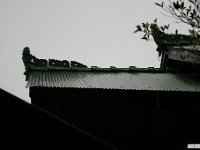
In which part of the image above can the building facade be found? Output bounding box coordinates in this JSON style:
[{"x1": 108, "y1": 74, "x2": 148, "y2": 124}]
[{"x1": 23, "y1": 47, "x2": 200, "y2": 150}]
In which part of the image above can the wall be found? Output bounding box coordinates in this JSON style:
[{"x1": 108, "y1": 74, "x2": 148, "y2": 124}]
[
  {"x1": 1, "y1": 88, "x2": 116, "y2": 150},
  {"x1": 30, "y1": 87, "x2": 200, "y2": 150}
]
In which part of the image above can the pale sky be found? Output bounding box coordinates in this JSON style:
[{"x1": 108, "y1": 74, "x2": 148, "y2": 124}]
[{"x1": 0, "y1": 0, "x2": 189, "y2": 103}]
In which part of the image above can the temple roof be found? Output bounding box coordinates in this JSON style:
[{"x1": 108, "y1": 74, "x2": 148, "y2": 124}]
[
  {"x1": 26, "y1": 70, "x2": 200, "y2": 92},
  {"x1": 23, "y1": 47, "x2": 200, "y2": 92}
]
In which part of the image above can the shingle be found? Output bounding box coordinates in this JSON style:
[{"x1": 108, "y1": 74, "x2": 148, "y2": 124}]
[{"x1": 26, "y1": 70, "x2": 200, "y2": 92}]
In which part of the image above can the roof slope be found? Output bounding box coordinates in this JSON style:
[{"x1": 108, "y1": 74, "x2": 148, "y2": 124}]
[
  {"x1": 26, "y1": 69, "x2": 200, "y2": 92},
  {"x1": 22, "y1": 47, "x2": 200, "y2": 92}
]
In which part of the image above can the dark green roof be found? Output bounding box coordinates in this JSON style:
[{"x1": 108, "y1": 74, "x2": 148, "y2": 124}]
[
  {"x1": 26, "y1": 69, "x2": 200, "y2": 92},
  {"x1": 153, "y1": 32, "x2": 194, "y2": 46},
  {"x1": 23, "y1": 47, "x2": 200, "y2": 92},
  {"x1": 152, "y1": 32, "x2": 197, "y2": 56}
]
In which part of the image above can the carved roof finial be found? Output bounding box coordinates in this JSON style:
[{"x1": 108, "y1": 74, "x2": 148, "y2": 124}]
[
  {"x1": 23, "y1": 47, "x2": 30, "y2": 54},
  {"x1": 22, "y1": 47, "x2": 33, "y2": 66}
]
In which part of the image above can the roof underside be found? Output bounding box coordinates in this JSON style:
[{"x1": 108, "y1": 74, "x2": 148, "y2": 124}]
[{"x1": 26, "y1": 70, "x2": 200, "y2": 92}]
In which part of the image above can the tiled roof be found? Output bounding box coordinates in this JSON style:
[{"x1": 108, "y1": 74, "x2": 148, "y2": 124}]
[{"x1": 26, "y1": 69, "x2": 200, "y2": 92}]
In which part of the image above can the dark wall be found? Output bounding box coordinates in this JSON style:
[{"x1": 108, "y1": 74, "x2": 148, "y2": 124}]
[
  {"x1": 1, "y1": 88, "x2": 116, "y2": 150},
  {"x1": 161, "y1": 54, "x2": 200, "y2": 73},
  {"x1": 30, "y1": 87, "x2": 200, "y2": 150}
]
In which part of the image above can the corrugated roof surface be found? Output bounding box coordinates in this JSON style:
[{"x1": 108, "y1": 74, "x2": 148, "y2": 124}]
[{"x1": 26, "y1": 70, "x2": 200, "y2": 92}]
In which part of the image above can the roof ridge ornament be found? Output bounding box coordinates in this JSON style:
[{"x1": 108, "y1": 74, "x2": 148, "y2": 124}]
[
  {"x1": 22, "y1": 47, "x2": 47, "y2": 69},
  {"x1": 22, "y1": 47, "x2": 88, "y2": 72},
  {"x1": 22, "y1": 47, "x2": 33, "y2": 67}
]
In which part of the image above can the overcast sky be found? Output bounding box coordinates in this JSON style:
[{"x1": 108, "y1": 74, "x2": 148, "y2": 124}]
[{"x1": 0, "y1": 0, "x2": 189, "y2": 103}]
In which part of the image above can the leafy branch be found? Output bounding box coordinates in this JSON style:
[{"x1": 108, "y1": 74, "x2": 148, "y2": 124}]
[
  {"x1": 134, "y1": 18, "x2": 170, "y2": 40},
  {"x1": 134, "y1": 0, "x2": 200, "y2": 46}
]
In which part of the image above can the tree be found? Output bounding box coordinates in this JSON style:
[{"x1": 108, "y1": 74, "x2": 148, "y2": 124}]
[{"x1": 134, "y1": 0, "x2": 200, "y2": 48}]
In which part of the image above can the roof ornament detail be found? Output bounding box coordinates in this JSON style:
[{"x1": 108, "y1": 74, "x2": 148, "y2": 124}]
[
  {"x1": 22, "y1": 47, "x2": 88, "y2": 80},
  {"x1": 22, "y1": 47, "x2": 47, "y2": 69},
  {"x1": 22, "y1": 47, "x2": 88, "y2": 69}
]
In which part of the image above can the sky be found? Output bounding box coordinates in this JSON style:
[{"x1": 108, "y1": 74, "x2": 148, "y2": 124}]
[{"x1": 0, "y1": 0, "x2": 189, "y2": 103}]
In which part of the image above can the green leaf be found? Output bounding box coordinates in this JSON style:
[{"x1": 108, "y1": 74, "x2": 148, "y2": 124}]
[
  {"x1": 181, "y1": 12, "x2": 186, "y2": 17},
  {"x1": 188, "y1": 0, "x2": 195, "y2": 5},
  {"x1": 189, "y1": 29, "x2": 198, "y2": 38},
  {"x1": 155, "y1": 2, "x2": 164, "y2": 8},
  {"x1": 189, "y1": 5, "x2": 192, "y2": 11},
  {"x1": 189, "y1": 29, "x2": 195, "y2": 36},
  {"x1": 133, "y1": 25, "x2": 142, "y2": 33},
  {"x1": 180, "y1": 2, "x2": 184, "y2": 9},
  {"x1": 142, "y1": 23, "x2": 146, "y2": 28},
  {"x1": 141, "y1": 36, "x2": 148, "y2": 40},
  {"x1": 161, "y1": 26, "x2": 165, "y2": 32},
  {"x1": 164, "y1": 25, "x2": 169, "y2": 29},
  {"x1": 173, "y1": 2, "x2": 179, "y2": 10},
  {"x1": 189, "y1": 20, "x2": 196, "y2": 27},
  {"x1": 193, "y1": 9, "x2": 197, "y2": 15},
  {"x1": 186, "y1": 9, "x2": 190, "y2": 16},
  {"x1": 197, "y1": 3, "x2": 199, "y2": 10},
  {"x1": 143, "y1": 29, "x2": 148, "y2": 33},
  {"x1": 145, "y1": 22, "x2": 150, "y2": 29}
]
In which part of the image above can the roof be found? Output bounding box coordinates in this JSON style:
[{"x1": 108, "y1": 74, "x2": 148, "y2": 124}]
[
  {"x1": 152, "y1": 31, "x2": 198, "y2": 56},
  {"x1": 23, "y1": 47, "x2": 200, "y2": 92},
  {"x1": 152, "y1": 32, "x2": 194, "y2": 47},
  {"x1": 26, "y1": 69, "x2": 200, "y2": 92}
]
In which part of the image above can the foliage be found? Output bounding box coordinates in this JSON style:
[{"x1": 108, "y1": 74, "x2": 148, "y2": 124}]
[{"x1": 134, "y1": 0, "x2": 200, "y2": 46}]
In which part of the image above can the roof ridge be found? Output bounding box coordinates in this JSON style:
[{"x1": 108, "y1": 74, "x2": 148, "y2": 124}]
[{"x1": 22, "y1": 47, "x2": 171, "y2": 72}]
